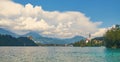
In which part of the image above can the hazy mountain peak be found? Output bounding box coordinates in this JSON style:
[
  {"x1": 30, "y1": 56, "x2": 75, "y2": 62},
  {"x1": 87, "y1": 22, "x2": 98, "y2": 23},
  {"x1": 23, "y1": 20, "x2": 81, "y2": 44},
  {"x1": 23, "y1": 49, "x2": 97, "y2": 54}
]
[
  {"x1": 0, "y1": 28, "x2": 19, "y2": 37},
  {"x1": 23, "y1": 31, "x2": 41, "y2": 38}
]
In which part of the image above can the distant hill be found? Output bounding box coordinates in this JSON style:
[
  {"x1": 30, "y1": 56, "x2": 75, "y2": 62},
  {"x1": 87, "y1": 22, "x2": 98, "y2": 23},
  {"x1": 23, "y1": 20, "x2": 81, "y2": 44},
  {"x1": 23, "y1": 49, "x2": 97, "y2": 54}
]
[
  {"x1": 23, "y1": 31, "x2": 85, "y2": 44},
  {"x1": 0, "y1": 28, "x2": 19, "y2": 37},
  {"x1": 17, "y1": 37, "x2": 38, "y2": 46},
  {"x1": 0, "y1": 34, "x2": 37, "y2": 46},
  {"x1": 92, "y1": 37, "x2": 104, "y2": 41}
]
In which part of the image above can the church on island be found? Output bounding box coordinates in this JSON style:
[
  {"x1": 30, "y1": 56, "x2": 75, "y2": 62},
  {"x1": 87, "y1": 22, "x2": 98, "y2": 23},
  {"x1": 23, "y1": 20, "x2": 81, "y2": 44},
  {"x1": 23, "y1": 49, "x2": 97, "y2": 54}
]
[{"x1": 85, "y1": 34, "x2": 91, "y2": 43}]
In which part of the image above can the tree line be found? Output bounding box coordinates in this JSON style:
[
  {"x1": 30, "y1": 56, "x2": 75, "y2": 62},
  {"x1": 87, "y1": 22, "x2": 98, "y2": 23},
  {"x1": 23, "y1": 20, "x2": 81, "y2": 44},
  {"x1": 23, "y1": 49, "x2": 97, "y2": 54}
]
[
  {"x1": 73, "y1": 25, "x2": 120, "y2": 48},
  {"x1": 0, "y1": 34, "x2": 37, "y2": 46}
]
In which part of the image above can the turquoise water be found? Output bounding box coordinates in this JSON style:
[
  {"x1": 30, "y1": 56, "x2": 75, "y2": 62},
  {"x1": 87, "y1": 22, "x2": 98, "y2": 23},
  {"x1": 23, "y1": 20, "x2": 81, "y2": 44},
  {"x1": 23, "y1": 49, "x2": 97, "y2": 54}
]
[{"x1": 0, "y1": 47, "x2": 120, "y2": 62}]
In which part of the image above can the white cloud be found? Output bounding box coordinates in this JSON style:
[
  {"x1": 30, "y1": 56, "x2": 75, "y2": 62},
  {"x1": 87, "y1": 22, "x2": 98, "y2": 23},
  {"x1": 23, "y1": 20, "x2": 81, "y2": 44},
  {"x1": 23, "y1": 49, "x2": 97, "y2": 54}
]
[
  {"x1": 0, "y1": 0, "x2": 104, "y2": 38},
  {"x1": 0, "y1": 0, "x2": 23, "y2": 17},
  {"x1": 13, "y1": 17, "x2": 54, "y2": 31},
  {"x1": 92, "y1": 28, "x2": 107, "y2": 38}
]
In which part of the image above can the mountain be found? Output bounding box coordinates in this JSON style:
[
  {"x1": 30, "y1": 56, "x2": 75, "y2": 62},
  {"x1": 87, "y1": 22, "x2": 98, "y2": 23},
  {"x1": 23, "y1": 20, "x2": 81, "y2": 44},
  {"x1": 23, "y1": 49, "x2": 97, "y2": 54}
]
[
  {"x1": 63, "y1": 36, "x2": 84, "y2": 44},
  {"x1": 23, "y1": 31, "x2": 85, "y2": 44},
  {"x1": 22, "y1": 31, "x2": 41, "y2": 38},
  {"x1": 0, "y1": 28, "x2": 84, "y2": 44},
  {"x1": 0, "y1": 34, "x2": 37, "y2": 46},
  {"x1": 0, "y1": 28, "x2": 19, "y2": 37}
]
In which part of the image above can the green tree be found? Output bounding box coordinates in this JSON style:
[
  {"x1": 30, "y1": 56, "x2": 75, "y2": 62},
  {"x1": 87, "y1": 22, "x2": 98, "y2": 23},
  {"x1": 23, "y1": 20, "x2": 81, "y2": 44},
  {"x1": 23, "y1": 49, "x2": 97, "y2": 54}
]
[
  {"x1": 73, "y1": 40, "x2": 86, "y2": 47},
  {"x1": 104, "y1": 27, "x2": 120, "y2": 48}
]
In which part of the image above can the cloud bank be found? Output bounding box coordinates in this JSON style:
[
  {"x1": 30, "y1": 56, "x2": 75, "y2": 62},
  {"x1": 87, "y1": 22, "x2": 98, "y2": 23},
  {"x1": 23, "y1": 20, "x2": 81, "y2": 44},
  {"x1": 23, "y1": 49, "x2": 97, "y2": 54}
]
[{"x1": 0, "y1": 0, "x2": 105, "y2": 38}]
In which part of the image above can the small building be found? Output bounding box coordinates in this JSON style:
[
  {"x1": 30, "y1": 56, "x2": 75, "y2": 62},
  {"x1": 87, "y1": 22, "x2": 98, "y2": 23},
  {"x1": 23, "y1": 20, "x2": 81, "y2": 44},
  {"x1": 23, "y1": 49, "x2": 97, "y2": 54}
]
[
  {"x1": 85, "y1": 38, "x2": 91, "y2": 43},
  {"x1": 115, "y1": 24, "x2": 120, "y2": 29},
  {"x1": 27, "y1": 36, "x2": 33, "y2": 40},
  {"x1": 85, "y1": 34, "x2": 91, "y2": 43}
]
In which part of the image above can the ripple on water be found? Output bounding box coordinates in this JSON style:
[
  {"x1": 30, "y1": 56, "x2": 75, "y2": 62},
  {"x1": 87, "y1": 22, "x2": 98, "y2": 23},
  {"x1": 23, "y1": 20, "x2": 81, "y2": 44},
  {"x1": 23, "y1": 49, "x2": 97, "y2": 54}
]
[{"x1": 0, "y1": 47, "x2": 120, "y2": 62}]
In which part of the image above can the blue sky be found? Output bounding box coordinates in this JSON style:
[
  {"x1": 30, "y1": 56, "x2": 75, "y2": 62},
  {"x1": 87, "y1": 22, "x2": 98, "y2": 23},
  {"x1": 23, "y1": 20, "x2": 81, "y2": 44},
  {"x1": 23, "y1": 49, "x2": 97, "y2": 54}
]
[
  {"x1": 13, "y1": 0, "x2": 120, "y2": 28},
  {"x1": 0, "y1": 0, "x2": 119, "y2": 38}
]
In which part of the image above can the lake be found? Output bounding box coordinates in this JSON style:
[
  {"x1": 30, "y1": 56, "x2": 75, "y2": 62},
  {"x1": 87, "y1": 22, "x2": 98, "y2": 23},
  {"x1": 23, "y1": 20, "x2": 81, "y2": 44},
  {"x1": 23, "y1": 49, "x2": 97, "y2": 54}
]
[{"x1": 0, "y1": 47, "x2": 120, "y2": 62}]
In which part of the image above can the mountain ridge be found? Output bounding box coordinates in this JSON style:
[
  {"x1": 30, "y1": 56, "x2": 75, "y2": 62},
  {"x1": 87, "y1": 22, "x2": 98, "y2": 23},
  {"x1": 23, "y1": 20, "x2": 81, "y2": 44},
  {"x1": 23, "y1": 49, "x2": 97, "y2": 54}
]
[
  {"x1": 0, "y1": 28, "x2": 85, "y2": 44},
  {"x1": 24, "y1": 31, "x2": 85, "y2": 44},
  {"x1": 0, "y1": 28, "x2": 19, "y2": 37}
]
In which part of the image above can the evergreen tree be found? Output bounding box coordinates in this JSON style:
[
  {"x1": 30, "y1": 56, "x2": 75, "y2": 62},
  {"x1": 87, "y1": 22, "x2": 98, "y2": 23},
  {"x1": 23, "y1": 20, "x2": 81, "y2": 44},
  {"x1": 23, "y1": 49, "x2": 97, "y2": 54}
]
[{"x1": 104, "y1": 26, "x2": 120, "y2": 48}]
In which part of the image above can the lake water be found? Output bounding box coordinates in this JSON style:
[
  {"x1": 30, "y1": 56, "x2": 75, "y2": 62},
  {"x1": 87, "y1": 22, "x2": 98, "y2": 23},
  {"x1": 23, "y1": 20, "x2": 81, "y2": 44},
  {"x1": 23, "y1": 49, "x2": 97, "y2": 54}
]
[{"x1": 0, "y1": 47, "x2": 120, "y2": 62}]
